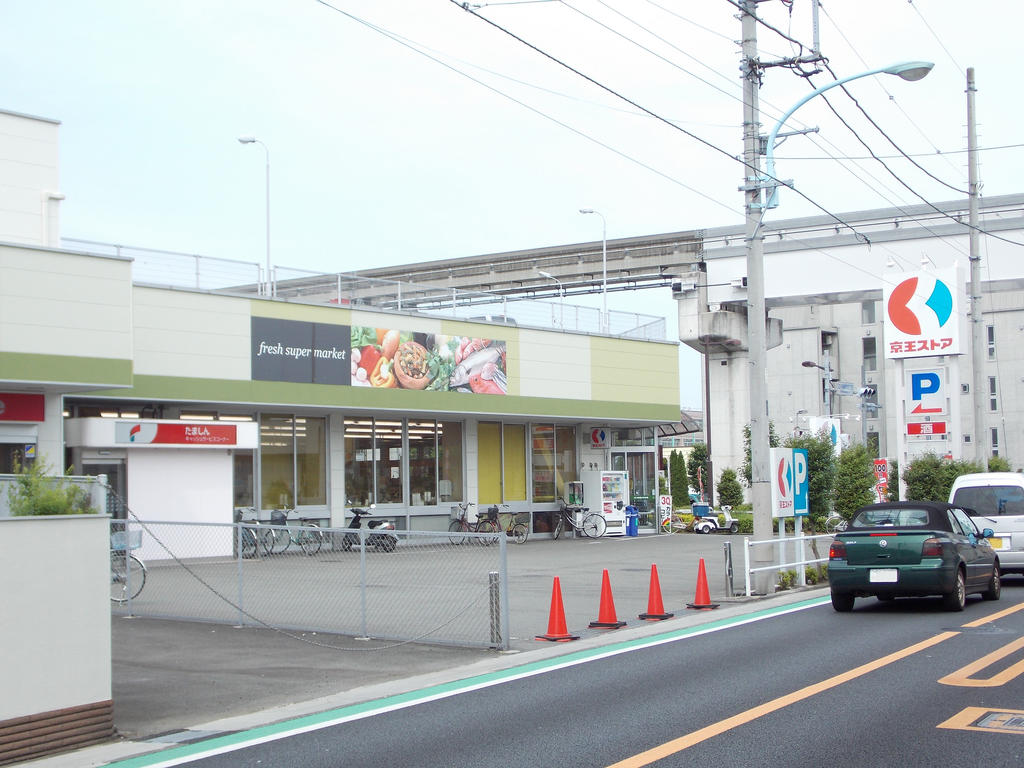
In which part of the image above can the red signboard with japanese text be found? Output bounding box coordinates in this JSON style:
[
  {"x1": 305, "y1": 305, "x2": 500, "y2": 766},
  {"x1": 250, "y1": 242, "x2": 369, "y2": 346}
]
[
  {"x1": 115, "y1": 422, "x2": 237, "y2": 445},
  {"x1": 906, "y1": 421, "x2": 946, "y2": 436}
]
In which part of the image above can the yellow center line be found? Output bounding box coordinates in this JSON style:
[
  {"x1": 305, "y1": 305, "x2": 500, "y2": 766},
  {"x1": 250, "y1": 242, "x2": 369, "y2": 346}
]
[
  {"x1": 939, "y1": 635, "x2": 1024, "y2": 687},
  {"x1": 606, "y1": 632, "x2": 959, "y2": 768}
]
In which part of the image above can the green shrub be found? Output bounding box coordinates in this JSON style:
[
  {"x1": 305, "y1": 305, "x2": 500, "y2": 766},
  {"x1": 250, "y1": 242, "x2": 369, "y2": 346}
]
[
  {"x1": 776, "y1": 569, "x2": 798, "y2": 590},
  {"x1": 7, "y1": 458, "x2": 98, "y2": 516}
]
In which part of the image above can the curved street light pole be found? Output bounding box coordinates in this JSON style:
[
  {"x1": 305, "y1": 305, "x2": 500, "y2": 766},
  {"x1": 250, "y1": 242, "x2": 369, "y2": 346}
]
[
  {"x1": 538, "y1": 270, "x2": 565, "y2": 328},
  {"x1": 238, "y1": 136, "x2": 271, "y2": 296}
]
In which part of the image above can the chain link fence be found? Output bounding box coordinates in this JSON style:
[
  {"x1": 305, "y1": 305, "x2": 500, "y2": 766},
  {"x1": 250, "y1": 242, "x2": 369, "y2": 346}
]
[{"x1": 111, "y1": 518, "x2": 510, "y2": 650}]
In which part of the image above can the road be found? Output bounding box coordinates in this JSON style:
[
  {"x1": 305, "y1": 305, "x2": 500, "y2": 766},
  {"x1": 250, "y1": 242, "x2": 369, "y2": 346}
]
[{"x1": 109, "y1": 582, "x2": 1024, "y2": 767}]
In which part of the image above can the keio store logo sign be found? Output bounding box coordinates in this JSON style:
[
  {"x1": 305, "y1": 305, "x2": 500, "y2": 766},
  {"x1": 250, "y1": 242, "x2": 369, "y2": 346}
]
[{"x1": 883, "y1": 269, "x2": 960, "y2": 359}]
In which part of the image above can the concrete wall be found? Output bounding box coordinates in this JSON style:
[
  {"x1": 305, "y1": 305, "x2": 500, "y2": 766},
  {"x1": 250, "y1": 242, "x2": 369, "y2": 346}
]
[
  {"x1": 0, "y1": 515, "x2": 110, "y2": 720},
  {"x1": 0, "y1": 110, "x2": 60, "y2": 247}
]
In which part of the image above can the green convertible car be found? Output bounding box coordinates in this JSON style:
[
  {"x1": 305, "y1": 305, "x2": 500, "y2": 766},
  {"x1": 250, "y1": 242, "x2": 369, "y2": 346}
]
[{"x1": 829, "y1": 501, "x2": 1001, "y2": 612}]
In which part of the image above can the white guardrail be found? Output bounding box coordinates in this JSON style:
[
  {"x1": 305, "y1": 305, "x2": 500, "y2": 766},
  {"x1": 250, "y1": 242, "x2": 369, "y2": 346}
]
[{"x1": 741, "y1": 533, "x2": 834, "y2": 596}]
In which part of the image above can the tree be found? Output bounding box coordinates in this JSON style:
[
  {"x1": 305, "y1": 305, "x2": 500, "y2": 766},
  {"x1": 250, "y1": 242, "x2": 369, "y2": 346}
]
[
  {"x1": 740, "y1": 421, "x2": 781, "y2": 487},
  {"x1": 716, "y1": 468, "x2": 744, "y2": 507},
  {"x1": 887, "y1": 459, "x2": 899, "y2": 501},
  {"x1": 988, "y1": 455, "x2": 1012, "y2": 473},
  {"x1": 904, "y1": 453, "x2": 983, "y2": 501},
  {"x1": 669, "y1": 451, "x2": 688, "y2": 508},
  {"x1": 834, "y1": 444, "x2": 876, "y2": 520},
  {"x1": 687, "y1": 443, "x2": 709, "y2": 501},
  {"x1": 783, "y1": 428, "x2": 836, "y2": 531}
]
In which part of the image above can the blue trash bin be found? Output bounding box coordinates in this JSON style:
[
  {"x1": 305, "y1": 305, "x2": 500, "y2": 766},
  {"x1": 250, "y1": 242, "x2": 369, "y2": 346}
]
[{"x1": 625, "y1": 505, "x2": 639, "y2": 537}]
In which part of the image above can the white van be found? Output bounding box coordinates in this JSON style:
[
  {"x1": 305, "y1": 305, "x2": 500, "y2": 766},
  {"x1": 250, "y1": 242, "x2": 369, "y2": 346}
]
[{"x1": 949, "y1": 472, "x2": 1024, "y2": 574}]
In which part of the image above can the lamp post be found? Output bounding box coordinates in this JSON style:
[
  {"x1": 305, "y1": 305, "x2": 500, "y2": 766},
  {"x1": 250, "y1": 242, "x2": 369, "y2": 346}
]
[
  {"x1": 237, "y1": 136, "x2": 271, "y2": 296},
  {"x1": 763, "y1": 61, "x2": 934, "y2": 209},
  {"x1": 579, "y1": 208, "x2": 607, "y2": 333},
  {"x1": 538, "y1": 270, "x2": 565, "y2": 328},
  {"x1": 801, "y1": 357, "x2": 834, "y2": 416},
  {"x1": 742, "y1": 47, "x2": 932, "y2": 591}
]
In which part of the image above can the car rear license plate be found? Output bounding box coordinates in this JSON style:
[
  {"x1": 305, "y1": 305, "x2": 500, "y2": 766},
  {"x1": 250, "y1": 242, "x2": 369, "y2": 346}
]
[
  {"x1": 870, "y1": 568, "x2": 898, "y2": 583},
  {"x1": 987, "y1": 537, "x2": 1004, "y2": 549}
]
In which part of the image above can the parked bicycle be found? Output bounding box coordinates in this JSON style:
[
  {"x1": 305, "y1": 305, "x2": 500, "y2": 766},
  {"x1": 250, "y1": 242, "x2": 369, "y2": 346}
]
[
  {"x1": 448, "y1": 502, "x2": 493, "y2": 544},
  {"x1": 475, "y1": 504, "x2": 528, "y2": 544},
  {"x1": 110, "y1": 527, "x2": 146, "y2": 603},
  {"x1": 264, "y1": 508, "x2": 325, "y2": 555},
  {"x1": 824, "y1": 513, "x2": 848, "y2": 534},
  {"x1": 235, "y1": 507, "x2": 277, "y2": 557},
  {"x1": 552, "y1": 501, "x2": 606, "y2": 539}
]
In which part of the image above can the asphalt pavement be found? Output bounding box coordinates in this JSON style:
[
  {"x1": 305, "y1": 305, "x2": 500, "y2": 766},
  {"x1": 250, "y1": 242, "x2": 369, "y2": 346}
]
[{"x1": 23, "y1": 530, "x2": 831, "y2": 768}]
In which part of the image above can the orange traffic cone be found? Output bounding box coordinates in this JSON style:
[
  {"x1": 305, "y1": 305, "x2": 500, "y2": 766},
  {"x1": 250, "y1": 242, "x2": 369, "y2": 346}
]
[
  {"x1": 589, "y1": 569, "x2": 627, "y2": 629},
  {"x1": 536, "y1": 577, "x2": 580, "y2": 642},
  {"x1": 639, "y1": 564, "x2": 674, "y2": 621},
  {"x1": 686, "y1": 557, "x2": 720, "y2": 610}
]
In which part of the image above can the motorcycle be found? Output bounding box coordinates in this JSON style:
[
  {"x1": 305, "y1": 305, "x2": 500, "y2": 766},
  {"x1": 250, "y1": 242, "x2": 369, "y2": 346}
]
[{"x1": 342, "y1": 505, "x2": 398, "y2": 553}]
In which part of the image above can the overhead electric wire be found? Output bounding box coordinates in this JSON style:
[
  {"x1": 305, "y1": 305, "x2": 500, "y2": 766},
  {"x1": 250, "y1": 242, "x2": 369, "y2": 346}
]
[
  {"x1": 452, "y1": 0, "x2": 880, "y2": 246},
  {"x1": 817, "y1": 1, "x2": 960, "y2": 178},
  {"x1": 906, "y1": 0, "x2": 964, "y2": 77},
  {"x1": 313, "y1": 0, "x2": 738, "y2": 215}
]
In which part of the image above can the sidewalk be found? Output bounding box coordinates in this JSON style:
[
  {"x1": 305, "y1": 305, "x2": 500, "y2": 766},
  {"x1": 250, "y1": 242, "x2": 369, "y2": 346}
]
[{"x1": 23, "y1": 534, "x2": 831, "y2": 767}]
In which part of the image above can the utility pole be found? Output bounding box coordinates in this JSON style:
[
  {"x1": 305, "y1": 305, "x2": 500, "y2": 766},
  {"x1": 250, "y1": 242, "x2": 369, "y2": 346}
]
[
  {"x1": 967, "y1": 68, "x2": 986, "y2": 466},
  {"x1": 740, "y1": 0, "x2": 773, "y2": 592}
]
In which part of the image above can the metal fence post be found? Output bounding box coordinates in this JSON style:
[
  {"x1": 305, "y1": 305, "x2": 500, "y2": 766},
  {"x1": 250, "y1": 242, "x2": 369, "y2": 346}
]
[
  {"x1": 236, "y1": 522, "x2": 245, "y2": 627},
  {"x1": 488, "y1": 571, "x2": 501, "y2": 648},
  {"x1": 723, "y1": 540, "x2": 734, "y2": 598},
  {"x1": 499, "y1": 534, "x2": 510, "y2": 650},
  {"x1": 359, "y1": 526, "x2": 368, "y2": 639},
  {"x1": 743, "y1": 536, "x2": 752, "y2": 597}
]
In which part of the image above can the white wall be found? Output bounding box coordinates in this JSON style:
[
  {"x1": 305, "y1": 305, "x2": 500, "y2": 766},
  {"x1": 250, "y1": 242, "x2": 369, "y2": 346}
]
[
  {"x1": 127, "y1": 449, "x2": 234, "y2": 560},
  {"x1": 0, "y1": 515, "x2": 110, "y2": 720},
  {"x1": 0, "y1": 110, "x2": 60, "y2": 247}
]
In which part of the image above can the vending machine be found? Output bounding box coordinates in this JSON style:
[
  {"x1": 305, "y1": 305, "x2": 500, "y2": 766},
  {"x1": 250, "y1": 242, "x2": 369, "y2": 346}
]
[{"x1": 580, "y1": 470, "x2": 628, "y2": 536}]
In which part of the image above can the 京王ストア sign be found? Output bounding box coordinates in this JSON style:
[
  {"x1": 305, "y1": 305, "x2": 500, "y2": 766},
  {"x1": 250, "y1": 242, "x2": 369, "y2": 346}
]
[{"x1": 883, "y1": 269, "x2": 960, "y2": 359}]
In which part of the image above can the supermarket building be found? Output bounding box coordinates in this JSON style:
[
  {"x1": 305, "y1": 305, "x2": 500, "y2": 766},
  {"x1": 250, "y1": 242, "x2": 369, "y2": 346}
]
[{"x1": 0, "y1": 109, "x2": 680, "y2": 534}]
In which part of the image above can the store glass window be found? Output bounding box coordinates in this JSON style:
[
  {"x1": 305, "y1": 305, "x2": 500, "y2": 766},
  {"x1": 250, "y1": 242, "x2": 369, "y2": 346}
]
[
  {"x1": 344, "y1": 419, "x2": 374, "y2": 506},
  {"x1": 296, "y1": 418, "x2": 326, "y2": 506},
  {"x1": 438, "y1": 421, "x2": 463, "y2": 503},
  {"x1": 233, "y1": 452, "x2": 254, "y2": 507},
  {"x1": 261, "y1": 414, "x2": 296, "y2": 509},
  {"x1": 554, "y1": 426, "x2": 577, "y2": 500},
  {"x1": 375, "y1": 420, "x2": 403, "y2": 504},
  {"x1": 408, "y1": 420, "x2": 438, "y2": 506},
  {"x1": 611, "y1": 427, "x2": 654, "y2": 447},
  {"x1": 260, "y1": 414, "x2": 327, "y2": 510},
  {"x1": 531, "y1": 424, "x2": 556, "y2": 503}
]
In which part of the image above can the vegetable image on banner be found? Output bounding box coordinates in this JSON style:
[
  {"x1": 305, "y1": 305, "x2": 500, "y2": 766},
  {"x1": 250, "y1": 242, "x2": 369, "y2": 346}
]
[{"x1": 351, "y1": 326, "x2": 507, "y2": 394}]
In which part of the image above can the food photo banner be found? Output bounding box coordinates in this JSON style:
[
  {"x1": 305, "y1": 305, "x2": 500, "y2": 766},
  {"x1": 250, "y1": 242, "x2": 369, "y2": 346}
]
[{"x1": 251, "y1": 317, "x2": 507, "y2": 395}]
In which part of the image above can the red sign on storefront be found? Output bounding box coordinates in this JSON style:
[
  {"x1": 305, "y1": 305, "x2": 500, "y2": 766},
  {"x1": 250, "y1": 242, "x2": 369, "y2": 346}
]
[
  {"x1": 907, "y1": 422, "x2": 946, "y2": 436},
  {"x1": 0, "y1": 393, "x2": 45, "y2": 422},
  {"x1": 115, "y1": 422, "x2": 237, "y2": 445}
]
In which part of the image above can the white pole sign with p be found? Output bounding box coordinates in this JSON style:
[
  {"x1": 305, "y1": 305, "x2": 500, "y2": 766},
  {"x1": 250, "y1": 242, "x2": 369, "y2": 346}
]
[{"x1": 771, "y1": 447, "x2": 809, "y2": 518}]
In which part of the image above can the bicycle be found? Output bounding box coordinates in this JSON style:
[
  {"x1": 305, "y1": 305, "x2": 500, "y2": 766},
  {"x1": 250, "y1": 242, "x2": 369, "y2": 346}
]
[
  {"x1": 110, "y1": 527, "x2": 146, "y2": 603},
  {"x1": 552, "y1": 501, "x2": 607, "y2": 539},
  {"x1": 263, "y1": 509, "x2": 325, "y2": 555},
  {"x1": 824, "y1": 513, "x2": 848, "y2": 534},
  {"x1": 235, "y1": 507, "x2": 277, "y2": 557},
  {"x1": 448, "y1": 502, "x2": 493, "y2": 544},
  {"x1": 475, "y1": 504, "x2": 528, "y2": 544}
]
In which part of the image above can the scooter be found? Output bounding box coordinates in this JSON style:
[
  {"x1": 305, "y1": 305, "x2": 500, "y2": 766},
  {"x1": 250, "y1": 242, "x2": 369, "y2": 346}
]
[{"x1": 342, "y1": 505, "x2": 398, "y2": 552}]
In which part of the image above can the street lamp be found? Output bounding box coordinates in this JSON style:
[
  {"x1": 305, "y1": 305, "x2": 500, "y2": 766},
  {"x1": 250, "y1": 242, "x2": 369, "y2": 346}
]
[
  {"x1": 538, "y1": 270, "x2": 565, "y2": 328},
  {"x1": 801, "y1": 358, "x2": 835, "y2": 416},
  {"x1": 237, "y1": 136, "x2": 271, "y2": 296},
  {"x1": 579, "y1": 208, "x2": 607, "y2": 333},
  {"x1": 743, "y1": 57, "x2": 931, "y2": 592},
  {"x1": 764, "y1": 61, "x2": 934, "y2": 209}
]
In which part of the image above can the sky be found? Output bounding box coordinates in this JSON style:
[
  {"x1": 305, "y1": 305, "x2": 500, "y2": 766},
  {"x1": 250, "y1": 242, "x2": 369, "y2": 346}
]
[{"x1": 1, "y1": 1, "x2": 1020, "y2": 407}]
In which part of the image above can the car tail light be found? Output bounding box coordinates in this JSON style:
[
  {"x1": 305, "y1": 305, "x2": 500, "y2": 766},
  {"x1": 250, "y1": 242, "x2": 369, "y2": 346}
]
[
  {"x1": 829, "y1": 539, "x2": 846, "y2": 560},
  {"x1": 921, "y1": 537, "x2": 943, "y2": 557}
]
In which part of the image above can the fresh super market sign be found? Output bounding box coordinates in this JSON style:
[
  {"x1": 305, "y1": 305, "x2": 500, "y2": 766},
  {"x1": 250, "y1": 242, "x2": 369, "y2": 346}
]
[{"x1": 251, "y1": 317, "x2": 507, "y2": 394}]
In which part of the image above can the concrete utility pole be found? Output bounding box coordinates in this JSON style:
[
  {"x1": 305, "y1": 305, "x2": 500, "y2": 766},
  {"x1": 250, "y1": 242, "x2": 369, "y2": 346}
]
[
  {"x1": 740, "y1": 0, "x2": 773, "y2": 592},
  {"x1": 967, "y1": 68, "x2": 986, "y2": 465}
]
